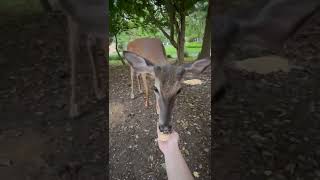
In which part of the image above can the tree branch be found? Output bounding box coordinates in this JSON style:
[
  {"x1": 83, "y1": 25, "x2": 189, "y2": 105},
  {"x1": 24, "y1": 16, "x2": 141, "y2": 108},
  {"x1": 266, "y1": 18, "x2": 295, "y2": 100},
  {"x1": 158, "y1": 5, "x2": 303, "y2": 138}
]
[
  {"x1": 146, "y1": 4, "x2": 178, "y2": 48},
  {"x1": 114, "y1": 33, "x2": 125, "y2": 65},
  {"x1": 164, "y1": 1, "x2": 176, "y2": 44},
  {"x1": 174, "y1": 16, "x2": 180, "y2": 35},
  {"x1": 157, "y1": 24, "x2": 178, "y2": 48}
]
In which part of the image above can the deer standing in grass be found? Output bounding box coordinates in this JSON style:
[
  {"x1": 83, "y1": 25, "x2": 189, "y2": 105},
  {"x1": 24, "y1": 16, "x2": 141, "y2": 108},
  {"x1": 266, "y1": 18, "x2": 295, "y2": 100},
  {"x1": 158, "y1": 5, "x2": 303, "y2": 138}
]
[
  {"x1": 124, "y1": 38, "x2": 210, "y2": 133},
  {"x1": 41, "y1": 0, "x2": 107, "y2": 118}
]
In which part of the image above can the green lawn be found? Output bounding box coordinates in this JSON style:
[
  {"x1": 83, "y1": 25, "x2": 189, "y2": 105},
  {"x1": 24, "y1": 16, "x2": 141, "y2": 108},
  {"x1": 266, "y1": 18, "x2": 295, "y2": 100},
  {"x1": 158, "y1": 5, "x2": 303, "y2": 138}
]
[
  {"x1": 164, "y1": 42, "x2": 201, "y2": 58},
  {"x1": 109, "y1": 57, "x2": 195, "y2": 66},
  {"x1": 109, "y1": 60, "x2": 125, "y2": 66},
  {"x1": 109, "y1": 42, "x2": 202, "y2": 65}
]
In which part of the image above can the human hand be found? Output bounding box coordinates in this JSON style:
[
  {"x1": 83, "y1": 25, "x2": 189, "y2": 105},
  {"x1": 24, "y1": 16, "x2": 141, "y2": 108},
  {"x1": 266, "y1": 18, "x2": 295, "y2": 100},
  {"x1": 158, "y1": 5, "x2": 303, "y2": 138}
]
[{"x1": 157, "y1": 123, "x2": 180, "y2": 156}]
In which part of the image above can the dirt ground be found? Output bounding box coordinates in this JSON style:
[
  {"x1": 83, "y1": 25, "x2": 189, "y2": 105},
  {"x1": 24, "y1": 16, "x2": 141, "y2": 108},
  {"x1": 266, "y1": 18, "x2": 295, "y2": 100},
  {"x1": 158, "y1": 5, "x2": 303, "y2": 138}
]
[
  {"x1": 213, "y1": 11, "x2": 320, "y2": 180},
  {"x1": 109, "y1": 65, "x2": 211, "y2": 179},
  {"x1": 0, "y1": 13, "x2": 107, "y2": 179}
]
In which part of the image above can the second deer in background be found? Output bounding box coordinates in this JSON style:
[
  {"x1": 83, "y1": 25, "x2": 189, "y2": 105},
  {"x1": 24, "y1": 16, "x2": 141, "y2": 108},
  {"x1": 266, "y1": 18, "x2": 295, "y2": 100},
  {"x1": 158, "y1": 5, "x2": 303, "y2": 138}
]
[{"x1": 126, "y1": 38, "x2": 168, "y2": 108}]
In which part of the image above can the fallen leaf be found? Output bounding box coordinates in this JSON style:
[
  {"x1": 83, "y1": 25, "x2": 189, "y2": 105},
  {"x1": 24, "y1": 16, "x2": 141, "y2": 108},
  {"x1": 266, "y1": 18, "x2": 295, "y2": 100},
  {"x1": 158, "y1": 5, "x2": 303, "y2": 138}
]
[
  {"x1": 183, "y1": 79, "x2": 203, "y2": 85},
  {"x1": 193, "y1": 171, "x2": 200, "y2": 178}
]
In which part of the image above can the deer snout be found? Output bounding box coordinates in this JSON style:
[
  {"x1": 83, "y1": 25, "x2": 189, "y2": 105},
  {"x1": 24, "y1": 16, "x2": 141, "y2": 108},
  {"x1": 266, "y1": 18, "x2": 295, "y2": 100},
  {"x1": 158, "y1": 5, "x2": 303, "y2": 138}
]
[
  {"x1": 158, "y1": 99, "x2": 174, "y2": 133},
  {"x1": 159, "y1": 124, "x2": 172, "y2": 134}
]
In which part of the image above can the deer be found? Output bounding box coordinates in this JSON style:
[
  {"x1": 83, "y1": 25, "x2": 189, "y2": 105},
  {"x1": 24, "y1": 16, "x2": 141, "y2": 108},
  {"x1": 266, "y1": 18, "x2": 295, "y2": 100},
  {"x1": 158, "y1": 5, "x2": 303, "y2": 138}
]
[
  {"x1": 212, "y1": 0, "x2": 320, "y2": 100},
  {"x1": 123, "y1": 38, "x2": 210, "y2": 133},
  {"x1": 40, "y1": 0, "x2": 107, "y2": 118},
  {"x1": 126, "y1": 38, "x2": 168, "y2": 108}
]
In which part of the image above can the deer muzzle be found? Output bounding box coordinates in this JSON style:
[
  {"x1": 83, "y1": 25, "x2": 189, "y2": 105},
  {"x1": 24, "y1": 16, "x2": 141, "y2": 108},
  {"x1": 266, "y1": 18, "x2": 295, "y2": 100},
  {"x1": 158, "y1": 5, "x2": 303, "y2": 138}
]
[{"x1": 158, "y1": 100, "x2": 173, "y2": 134}]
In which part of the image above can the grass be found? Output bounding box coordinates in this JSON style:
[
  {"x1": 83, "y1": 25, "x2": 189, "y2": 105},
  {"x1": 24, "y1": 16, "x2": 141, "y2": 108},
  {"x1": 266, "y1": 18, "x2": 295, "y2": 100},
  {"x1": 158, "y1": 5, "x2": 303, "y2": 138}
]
[
  {"x1": 109, "y1": 57, "x2": 195, "y2": 66},
  {"x1": 165, "y1": 42, "x2": 202, "y2": 58},
  {"x1": 109, "y1": 42, "x2": 202, "y2": 65},
  {"x1": 109, "y1": 54, "x2": 121, "y2": 61},
  {"x1": 109, "y1": 60, "x2": 125, "y2": 66}
]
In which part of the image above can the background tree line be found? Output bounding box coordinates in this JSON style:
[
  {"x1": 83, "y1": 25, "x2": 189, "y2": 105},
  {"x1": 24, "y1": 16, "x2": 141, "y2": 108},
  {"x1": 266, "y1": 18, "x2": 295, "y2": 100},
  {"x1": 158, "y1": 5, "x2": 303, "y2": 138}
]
[{"x1": 109, "y1": 0, "x2": 211, "y2": 64}]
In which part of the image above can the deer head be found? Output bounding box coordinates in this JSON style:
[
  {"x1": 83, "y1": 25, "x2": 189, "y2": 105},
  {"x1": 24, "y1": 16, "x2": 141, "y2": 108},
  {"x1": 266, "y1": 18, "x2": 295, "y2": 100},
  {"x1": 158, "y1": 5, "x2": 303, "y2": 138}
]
[{"x1": 124, "y1": 51, "x2": 210, "y2": 134}]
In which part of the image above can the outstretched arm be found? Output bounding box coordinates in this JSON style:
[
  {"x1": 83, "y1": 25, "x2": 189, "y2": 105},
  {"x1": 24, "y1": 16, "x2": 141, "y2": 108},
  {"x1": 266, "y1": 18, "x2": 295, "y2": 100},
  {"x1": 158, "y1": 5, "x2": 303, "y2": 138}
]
[{"x1": 157, "y1": 125, "x2": 194, "y2": 180}]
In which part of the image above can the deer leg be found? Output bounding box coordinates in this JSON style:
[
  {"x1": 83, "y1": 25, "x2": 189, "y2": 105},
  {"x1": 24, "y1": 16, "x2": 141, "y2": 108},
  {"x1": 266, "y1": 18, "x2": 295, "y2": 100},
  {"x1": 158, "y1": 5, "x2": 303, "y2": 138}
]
[
  {"x1": 130, "y1": 66, "x2": 135, "y2": 99},
  {"x1": 137, "y1": 74, "x2": 143, "y2": 93},
  {"x1": 87, "y1": 35, "x2": 105, "y2": 100},
  {"x1": 141, "y1": 73, "x2": 149, "y2": 107},
  {"x1": 68, "y1": 17, "x2": 79, "y2": 118}
]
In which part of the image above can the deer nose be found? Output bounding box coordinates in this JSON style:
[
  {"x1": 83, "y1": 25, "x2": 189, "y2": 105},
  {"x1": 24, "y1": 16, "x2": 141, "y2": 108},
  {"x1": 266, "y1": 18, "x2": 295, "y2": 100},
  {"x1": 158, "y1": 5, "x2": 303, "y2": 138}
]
[{"x1": 159, "y1": 124, "x2": 172, "y2": 134}]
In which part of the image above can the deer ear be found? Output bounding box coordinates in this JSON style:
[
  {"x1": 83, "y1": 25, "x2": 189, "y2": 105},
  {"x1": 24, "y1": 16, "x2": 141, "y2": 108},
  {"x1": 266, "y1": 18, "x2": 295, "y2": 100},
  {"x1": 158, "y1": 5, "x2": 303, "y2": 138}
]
[
  {"x1": 123, "y1": 51, "x2": 154, "y2": 75},
  {"x1": 183, "y1": 57, "x2": 211, "y2": 74}
]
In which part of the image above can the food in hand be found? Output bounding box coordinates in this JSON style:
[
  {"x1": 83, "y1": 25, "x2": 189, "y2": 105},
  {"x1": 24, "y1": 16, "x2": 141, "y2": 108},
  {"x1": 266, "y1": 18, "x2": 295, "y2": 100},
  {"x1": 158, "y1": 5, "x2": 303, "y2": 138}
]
[{"x1": 158, "y1": 132, "x2": 170, "y2": 141}]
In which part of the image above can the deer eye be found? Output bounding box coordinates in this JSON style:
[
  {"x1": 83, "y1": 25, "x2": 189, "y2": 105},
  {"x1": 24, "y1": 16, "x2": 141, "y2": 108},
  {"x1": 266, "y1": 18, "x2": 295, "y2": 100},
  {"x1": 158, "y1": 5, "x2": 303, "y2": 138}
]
[
  {"x1": 177, "y1": 88, "x2": 182, "y2": 95},
  {"x1": 153, "y1": 86, "x2": 159, "y2": 93}
]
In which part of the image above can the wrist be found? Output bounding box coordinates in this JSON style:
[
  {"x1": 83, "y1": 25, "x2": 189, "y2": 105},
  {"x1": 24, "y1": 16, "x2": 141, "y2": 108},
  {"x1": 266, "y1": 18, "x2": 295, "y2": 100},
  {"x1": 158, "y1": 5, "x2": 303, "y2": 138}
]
[{"x1": 163, "y1": 143, "x2": 180, "y2": 157}]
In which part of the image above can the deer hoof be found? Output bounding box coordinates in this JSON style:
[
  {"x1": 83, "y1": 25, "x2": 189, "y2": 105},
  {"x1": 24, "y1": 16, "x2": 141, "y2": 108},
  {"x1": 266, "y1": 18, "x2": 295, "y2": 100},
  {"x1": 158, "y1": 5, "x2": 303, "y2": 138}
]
[
  {"x1": 69, "y1": 104, "x2": 79, "y2": 118},
  {"x1": 131, "y1": 94, "x2": 135, "y2": 99}
]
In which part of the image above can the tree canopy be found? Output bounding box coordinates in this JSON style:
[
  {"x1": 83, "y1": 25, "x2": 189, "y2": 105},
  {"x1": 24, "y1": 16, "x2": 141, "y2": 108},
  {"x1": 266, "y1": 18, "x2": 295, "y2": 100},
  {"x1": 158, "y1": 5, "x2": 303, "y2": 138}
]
[{"x1": 110, "y1": 0, "x2": 209, "y2": 63}]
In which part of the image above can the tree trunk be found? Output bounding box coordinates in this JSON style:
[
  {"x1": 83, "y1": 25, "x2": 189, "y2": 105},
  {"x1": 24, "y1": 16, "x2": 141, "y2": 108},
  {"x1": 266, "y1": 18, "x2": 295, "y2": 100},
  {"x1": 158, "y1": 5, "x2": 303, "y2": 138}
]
[
  {"x1": 177, "y1": 13, "x2": 186, "y2": 64},
  {"x1": 197, "y1": 1, "x2": 211, "y2": 59},
  {"x1": 114, "y1": 34, "x2": 125, "y2": 65}
]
